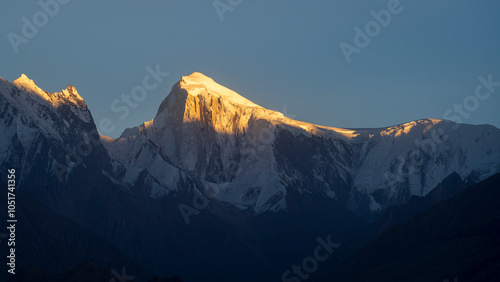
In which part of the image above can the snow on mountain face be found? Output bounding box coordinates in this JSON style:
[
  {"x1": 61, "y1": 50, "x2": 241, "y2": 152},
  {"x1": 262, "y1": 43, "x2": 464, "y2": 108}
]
[
  {"x1": 12, "y1": 74, "x2": 88, "y2": 114},
  {"x1": 2, "y1": 75, "x2": 92, "y2": 139},
  {"x1": 104, "y1": 72, "x2": 500, "y2": 215},
  {"x1": 2, "y1": 72, "x2": 499, "y2": 216},
  {"x1": 105, "y1": 72, "x2": 290, "y2": 211},
  {"x1": 350, "y1": 119, "x2": 500, "y2": 211},
  {"x1": 0, "y1": 75, "x2": 109, "y2": 188}
]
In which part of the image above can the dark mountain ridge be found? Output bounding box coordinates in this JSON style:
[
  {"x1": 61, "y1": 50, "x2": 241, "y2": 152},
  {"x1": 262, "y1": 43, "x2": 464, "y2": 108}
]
[{"x1": 322, "y1": 173, "x2": 500, "y2": 281}]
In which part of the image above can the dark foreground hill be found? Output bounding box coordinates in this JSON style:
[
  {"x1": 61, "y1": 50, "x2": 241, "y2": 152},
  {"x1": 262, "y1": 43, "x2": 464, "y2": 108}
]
[{"x1": 322, "y1": 173, "x2": 500, "y2": 282}]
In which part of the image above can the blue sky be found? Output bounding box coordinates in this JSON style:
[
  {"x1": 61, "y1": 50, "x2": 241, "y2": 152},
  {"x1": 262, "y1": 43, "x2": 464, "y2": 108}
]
[{"x1": 1, "y1": 0, "x2": 499, "y2": 137}]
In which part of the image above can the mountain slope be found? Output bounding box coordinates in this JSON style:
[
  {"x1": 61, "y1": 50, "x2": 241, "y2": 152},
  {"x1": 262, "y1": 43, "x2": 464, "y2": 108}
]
[
  {"x1": 322, "y1": 173, "x2": 500, "y2": 282},
  {"x1": 312, "y1": 171, "x2": 467, "y2": 280},
  {"x1": 0, "y1": 74, "x2": 116, "y2": 194}
]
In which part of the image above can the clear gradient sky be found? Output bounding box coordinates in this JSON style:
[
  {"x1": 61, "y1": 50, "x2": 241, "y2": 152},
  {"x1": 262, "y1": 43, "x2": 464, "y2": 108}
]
[{"x1": 1, "y1": 0, "x2": 499, "y2": 138}]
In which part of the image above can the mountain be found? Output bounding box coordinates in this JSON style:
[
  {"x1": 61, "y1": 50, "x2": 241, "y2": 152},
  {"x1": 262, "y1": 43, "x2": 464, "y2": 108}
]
[
  {"x1": 0, "y1": 74, "x2": 116, "y2": 201},
  {"x1": 311, "y1": 171, "x2": 467, "y2": 279},
  {"x1": 1, "y1": 72, "x2": 499, "y2": 281},
  {"x1": 0, "y1": 73, "x2": 368, "y2": 281},
  {"x1": 322, "y1": 172, "x2": 500, "y2": 282},
  {"x1": 103, "y1": 72, "x2": 500, "y2": 216}
]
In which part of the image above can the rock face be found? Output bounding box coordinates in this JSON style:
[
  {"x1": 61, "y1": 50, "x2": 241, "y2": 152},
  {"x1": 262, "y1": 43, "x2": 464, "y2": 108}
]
[
  {"x1": 0, "y1": 74, "x2": 113, "y2": 196},
  {"x1": 1, "y1": 72, "x2": 499, "y2": 281}
]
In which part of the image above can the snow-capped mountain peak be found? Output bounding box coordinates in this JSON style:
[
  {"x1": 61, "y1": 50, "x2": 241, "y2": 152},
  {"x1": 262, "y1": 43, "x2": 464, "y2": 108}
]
[
  {"x1": 13, "y1": 73, "x2": 37, "y2": 87},
  {"x1": 52, "y1": 84, "x2": 86, "y2": 107},
  {"x1": 4, "y1": 72, "x2": 498, "y2": 217},
  {"x1": 12, "y1": 73, "x2": 52, "y2": 102},
  {"x1": 179, "y1": 72, "x2": 261, "y2": 108},
  {"x1": 102, "y1": 73, "x2": 500, "y2": 215},
  {"x1": 10, "y1": 74, "x2": 86, "y2": 109}
]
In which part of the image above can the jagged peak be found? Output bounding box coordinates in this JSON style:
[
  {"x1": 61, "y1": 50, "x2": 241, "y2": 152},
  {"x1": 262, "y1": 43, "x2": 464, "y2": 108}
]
[
  {"x1": 57, "y1": 83, "x2": 85, "y2": 104},
  {"x1": 12, "y1": 73, "x2": 51, "y2": 102},
  {"x1": 10, "y1": 74, "x2": 86, "y2": 107},
  {"x1": 14, "y1": 73, "x2": 34, "y2": 84},
  {"x1": 178, "y1": 72, "x2": 261, "y2": 108},
  {"x1": 13, "y1": 73, "x2": 41, "y2": 90}
]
